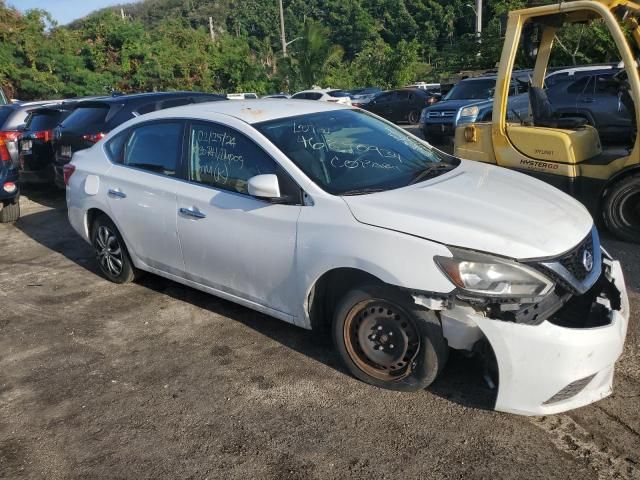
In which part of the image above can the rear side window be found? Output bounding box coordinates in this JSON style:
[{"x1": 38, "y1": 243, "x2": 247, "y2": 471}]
[
  {"x1": 122, "y1": 122, "x2": 183, "y2": 176},
  {"x1": 25, "y1": 111, "x2": 62, "y2": 131},
  {"x1": 396, "y1": 91, "x2": 410, "y2": 100},
  {"x1": 105, "y1": 131, "x2": 128, "y2": 163},
  {"x1": 567, "y1": 77, "x2": 592, "y2": 94},
  {"x1": 61, "y1": 106, "x2": 109, "y2": 129}
]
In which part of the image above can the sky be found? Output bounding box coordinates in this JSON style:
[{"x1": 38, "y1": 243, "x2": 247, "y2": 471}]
[{"x1": 9, "y1": 0, "x2": 137, "y2": 25}]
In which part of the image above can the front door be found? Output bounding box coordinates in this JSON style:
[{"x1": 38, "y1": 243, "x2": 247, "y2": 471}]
[
  {"x1": 104, "y1": 121, "x2": 185, "y2": 276},
  {"x1": 176, "y1": 121, "x2": 301, "y2": 317}
]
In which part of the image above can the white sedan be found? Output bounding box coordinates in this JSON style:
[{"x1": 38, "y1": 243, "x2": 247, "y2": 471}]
[
  {"x1": 291, "y1": 88, "x2": 352, "y2": 105},
  {"x1": 65, "y1": 99, "x2": 629, "y2": 415}
]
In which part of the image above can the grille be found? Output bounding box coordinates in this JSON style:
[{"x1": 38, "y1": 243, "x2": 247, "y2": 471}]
[
  {"x1": 558, "y1": 233, "x2": 594, "y2": 281},
  {"x1": 427, "y1": 110, "x2": 455, "y2": 118},
  {"x1": 542, "y1": 374, "x2": 597, "y2": 405}
]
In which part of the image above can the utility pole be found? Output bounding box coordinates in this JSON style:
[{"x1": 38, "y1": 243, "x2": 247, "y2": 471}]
[
  {"x1": 209, "y1": 16, "x2": 215, "y2": 41},
  {"x1": 279, "y1": 0, "x2": 287, "y2": 57},
  {"x1": 475, "y1": 0, "x2": 482, "y2": 42}
]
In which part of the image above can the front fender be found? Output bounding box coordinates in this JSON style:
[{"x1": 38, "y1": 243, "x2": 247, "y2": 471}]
[{"x1": 295, "y1": 198, "x2": 456, "y2": 328}]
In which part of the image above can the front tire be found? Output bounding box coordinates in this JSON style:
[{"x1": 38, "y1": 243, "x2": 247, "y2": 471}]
[
  {"x1": 91, "y1": 214, "x2": 138, "y2": 283},
  {"x1": 332, "y1": 285, "x2": 448, "y2": 391},
  {"x1": 0, "y1": 199, "x2": 20, "y2": 223},
  {"x1": 407, "y1": 110, "x2": 420, "y2": 124},
  {"x1": 603, "y1": 175, "x2": 640, "y2": 243}
]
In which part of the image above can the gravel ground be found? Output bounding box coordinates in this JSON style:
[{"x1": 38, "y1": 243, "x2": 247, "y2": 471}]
[{"x1": 0, "y1": 183, "x2": 638, "y2": 480}]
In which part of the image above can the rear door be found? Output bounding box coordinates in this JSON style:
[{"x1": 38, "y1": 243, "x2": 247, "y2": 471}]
[
  {"x1": 104, "y1": 120, "x2": 186, "y2": 275},
  {"x1": 176, "y1": 120, "x2": 301, "y2": 317}
]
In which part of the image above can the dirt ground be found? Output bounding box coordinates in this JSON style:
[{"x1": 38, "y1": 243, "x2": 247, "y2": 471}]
[{"x1": 0, "y1": 184, "x2": 638, "y2": 480}]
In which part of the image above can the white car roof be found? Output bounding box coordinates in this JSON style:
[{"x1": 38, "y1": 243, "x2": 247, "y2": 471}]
[{"x1": 138, "y1": 98, "x2": 352, "y2": 125}]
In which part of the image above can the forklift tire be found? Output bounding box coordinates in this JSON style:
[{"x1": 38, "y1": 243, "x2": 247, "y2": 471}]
[
  {"x1": 0, "y1": 199, "x2": 20, "y2": 223},
  {"x1": 603, "y1": 174, "x2": 640, "y2": 243}
]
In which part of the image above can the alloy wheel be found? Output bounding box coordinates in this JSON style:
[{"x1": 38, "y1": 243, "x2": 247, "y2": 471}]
[{"x1": 94, "y1": 225, "x2": 124, "y2": 277}]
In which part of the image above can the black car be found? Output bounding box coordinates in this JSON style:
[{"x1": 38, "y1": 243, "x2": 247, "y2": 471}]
[
  {"x1": 19, "y1": 101, "x2": 88, "y2": 183},
  {"x1": 53, "y1": 91, "x2": 226, "y2": 187},
  {"x1": 364, "y1": 88, "x2": 439, "y2": 124},
  {"x1": 0, "y1": 101, "x2": 60, "y2": 221}
]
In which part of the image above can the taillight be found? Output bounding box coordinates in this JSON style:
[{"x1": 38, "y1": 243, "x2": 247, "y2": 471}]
[
  {"x1": 0, "y1": 131, "x2": 20, "y2": 163},
  {"x1": 82, "y1": 132, "x2": 106, "y2": 143},
  {"x1": 0, "y1": 139, "x2": 10, "y2": 163},
  {"x1": 63, "y1": 164, "x2": 76, "y2": 186},
  {"x1": 33, "y1": 129, "x2": 54, "y2": 142}
]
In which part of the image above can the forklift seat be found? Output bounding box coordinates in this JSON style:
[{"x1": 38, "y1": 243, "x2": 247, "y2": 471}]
[{"x1": 529, "y1": 87, "x2": 588, "y2": 129}]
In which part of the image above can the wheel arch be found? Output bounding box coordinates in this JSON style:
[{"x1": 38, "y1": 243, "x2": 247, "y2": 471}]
[
  {"x1": 306, "y1": 267, "x2": 389, "y2": 333},
  {"x1": 604, "y1": 163, "x2": 640, "y2": 193}
]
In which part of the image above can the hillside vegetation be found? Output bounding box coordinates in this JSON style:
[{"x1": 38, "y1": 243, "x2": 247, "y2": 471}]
[{"x1": 0, "y1": 0, "x2": 619, "y2": 99}]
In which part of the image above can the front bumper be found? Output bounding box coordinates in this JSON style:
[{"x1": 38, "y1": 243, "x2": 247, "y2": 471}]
[{"x1": 440, "y1": 258, "x2": 630, "y2": 415}]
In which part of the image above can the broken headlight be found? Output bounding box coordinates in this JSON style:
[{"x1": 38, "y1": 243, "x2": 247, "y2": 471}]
[{"x1": 435, "y1": 248, "x2": 554, "y2": 298}]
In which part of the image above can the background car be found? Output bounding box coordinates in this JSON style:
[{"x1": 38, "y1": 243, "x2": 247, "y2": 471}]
[
  {"x1": 227, "y1": 93, "x2": 259, "y2": 100},
  {"x1": 262, "y1": 93, "x2": 291, "y2": 99},
  {"x1": 0, "y1": 126, "x2": 20, "y2": 222},
  {"x1": 347, "y1": 87, "x2": 381, "y2": 107},
  {"x1": 506, "y1": 69, "x2": 631, "y2": 145},
  {"x1": 18, "y1": 100, "x2": 89, "y2": 184},
  {"x1": 53, "y1": 91, "x2": 226, "y2": 188},
  {"x1": 0, "y1": 101, "x2": 59, "y2": 168},
  {"x1": 364, "y1": 87, "x2": 438, "y2": 124},
  {"x1": 291, "y1": 88, "x2": 352, "y2": 105},
  {"x1": 419, "y1": 75, "x2": 527, "y2": 143}
]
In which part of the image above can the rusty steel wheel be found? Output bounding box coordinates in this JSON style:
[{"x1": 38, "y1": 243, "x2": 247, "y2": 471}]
[
  {"x1": 343, "y1": 300, "x2": 420, "y2": 381},
  {"x1": 333, "y1": 284, "x2": 448, "y2": 392}
]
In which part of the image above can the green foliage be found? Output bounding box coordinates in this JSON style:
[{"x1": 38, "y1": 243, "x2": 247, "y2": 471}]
[{"x1": 0, "y1": 0, "x2": 629, "y2": 100}]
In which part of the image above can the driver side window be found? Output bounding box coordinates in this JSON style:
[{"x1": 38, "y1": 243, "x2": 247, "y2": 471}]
[{"x1": 188, "y1": 122, "x2": 280, "y2": 195}]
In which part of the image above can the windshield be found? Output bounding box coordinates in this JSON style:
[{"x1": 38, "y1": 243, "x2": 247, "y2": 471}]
[
  {"x1": 256, "y1": 109, "x2": 459, "y2": 195},
  {"x1": 444, "y1": 79, "x2": 496, "y2": 100}
]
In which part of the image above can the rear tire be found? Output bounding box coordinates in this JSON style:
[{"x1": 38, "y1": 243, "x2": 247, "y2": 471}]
[
  {"x1": 332, "y1": 284, "x2": 448, "y2": 392},
  {"x1": 603, "y1": 175, "x2": 640, "y2": 243},
  {"x1": 91, "y1": 214, "x2": 139, "y2": 283},
  {"x1": 0, "y1": 199, "x2": 20, "y2": 223}
]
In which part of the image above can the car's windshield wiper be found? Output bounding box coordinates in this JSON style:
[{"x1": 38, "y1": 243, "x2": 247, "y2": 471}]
[
  {"x1": 409, "y1": 162, "x2": 455, "y2": 185},
  {"x1": 340, "y1": 187, "x2": 387, "y2": 196}
]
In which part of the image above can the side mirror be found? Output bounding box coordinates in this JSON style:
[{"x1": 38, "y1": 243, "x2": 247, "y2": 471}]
[{"x1": 248, "y1": 174, "x2": 281, "y2": 199}]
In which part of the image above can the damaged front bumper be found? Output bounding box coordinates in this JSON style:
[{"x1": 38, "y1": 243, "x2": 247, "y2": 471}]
[{"x1": 432, "y1": 258, "x2": 630, "y2": 416}]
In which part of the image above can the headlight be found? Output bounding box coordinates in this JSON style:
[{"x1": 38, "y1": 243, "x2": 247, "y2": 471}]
[
  {"x1": 460, "y1": 105, "x2": 479, "y2": 117},
  {"x1": 435, "y1": 248, "x2": 554, "y2": 298},
  {"x1": 419, "y1": 108, "x2": 428, "y2": 122}
]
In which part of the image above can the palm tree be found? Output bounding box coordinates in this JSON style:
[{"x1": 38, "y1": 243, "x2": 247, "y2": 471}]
[{"x1": 291, "y1": 20, "x2": 343, "y2": 88}]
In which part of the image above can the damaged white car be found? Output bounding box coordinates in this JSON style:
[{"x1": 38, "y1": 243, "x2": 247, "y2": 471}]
[{"x1": 65, "y1": 100, "x2": 630, "y2": 415}]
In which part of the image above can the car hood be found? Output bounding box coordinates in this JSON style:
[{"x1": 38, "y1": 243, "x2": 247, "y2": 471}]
[
  {"x1": 425, "y1": 99, "x2": 488, "y2": 112},
  {"x1": 342, "y1": 161, "x2": 593, "y2": 260}
]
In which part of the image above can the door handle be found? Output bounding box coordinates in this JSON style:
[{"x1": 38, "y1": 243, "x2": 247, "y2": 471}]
[
  {"x1": 581, "y1": 97, "x2": 595, "y2": 103},
  {"x1": 108, "y1": 188, "x2": 126, "y2": 199},
  {"x1": 179, "y1": 207, "x2": 206, "y2": 219}
]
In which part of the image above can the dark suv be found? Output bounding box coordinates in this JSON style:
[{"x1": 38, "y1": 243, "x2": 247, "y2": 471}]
[
  {"x1": 53, "y1": 91, "x2": 226, "y2": 187},
  {"x1": 19, "y1": 101, "x2": 88, "y2": 183},
  {"x1": 0, "y1": 101, "x2": 61, "y2": 222}
]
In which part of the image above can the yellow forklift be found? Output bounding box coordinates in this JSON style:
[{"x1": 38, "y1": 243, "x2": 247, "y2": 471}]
[{"x1": 454, "y1": 0, "x2": 640, "y2": 243}]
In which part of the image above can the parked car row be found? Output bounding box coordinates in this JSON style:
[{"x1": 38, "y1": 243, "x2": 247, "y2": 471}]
[{"x1": 0, "y1": 91, "x2": 226, "y2": 222}]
